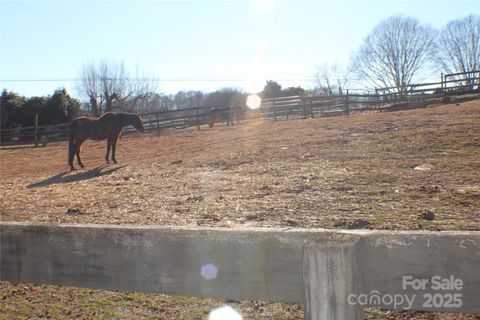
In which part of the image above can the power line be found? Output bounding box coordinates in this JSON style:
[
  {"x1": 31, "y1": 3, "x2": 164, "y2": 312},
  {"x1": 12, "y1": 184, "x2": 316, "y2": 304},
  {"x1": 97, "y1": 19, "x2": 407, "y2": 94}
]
[
  {"x1": 0, "y1": 77, "x2": 375, "y2": 83},
  {"x1": 1, "y1": 78, "x2": 315, "y2": 82},
  {"x1": 0, "y1": 72, "x2": 444, "y2": 83}
]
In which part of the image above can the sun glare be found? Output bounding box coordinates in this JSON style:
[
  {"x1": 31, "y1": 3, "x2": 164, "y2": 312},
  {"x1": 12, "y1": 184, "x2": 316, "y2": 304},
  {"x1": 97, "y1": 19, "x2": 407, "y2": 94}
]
[
  {"x1": 250, "y1": 0, "x2": 276, "y2": 13},
  {"x1": 246, "y1": 94, "x2": 262, "y2": 109},
  {"x1": 208, "y1": 305, "x2": 243, "y2": 320},
  {"x1": 256, "y1": 39, "x2": 269, "y2": 52},
  {"x1": 246, "y1": 40, "x2": 269, "y2": 93}
]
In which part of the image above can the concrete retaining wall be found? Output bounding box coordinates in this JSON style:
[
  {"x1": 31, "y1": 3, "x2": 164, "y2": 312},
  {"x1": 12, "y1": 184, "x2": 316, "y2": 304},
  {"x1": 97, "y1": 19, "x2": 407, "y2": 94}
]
[
  {"x1": 1, "y1": 222, "x2": 479, "y2": 319},
  {"x1": 1, "y1": 222, "x2": 307, "y2": 302},
  {"x1": 303, "y1": 232, "x2": 480, "y2": 319}
]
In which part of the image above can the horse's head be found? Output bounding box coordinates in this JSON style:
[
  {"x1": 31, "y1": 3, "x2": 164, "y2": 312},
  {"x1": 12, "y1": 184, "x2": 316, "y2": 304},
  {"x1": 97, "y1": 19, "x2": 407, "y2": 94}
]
[{"x1": 131, "y1": 114, "x2": 145, "y2": 133}]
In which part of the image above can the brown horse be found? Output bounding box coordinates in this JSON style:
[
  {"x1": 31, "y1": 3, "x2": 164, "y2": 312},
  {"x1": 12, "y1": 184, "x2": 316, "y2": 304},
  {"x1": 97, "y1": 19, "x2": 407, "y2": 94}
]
[
  {"x1": 230, "y1": 103, "x2": 243, "y2": 125},
  {"x1": 68, "y1": 112, "x2": 145, "y2": 171},
  {"x1": 209, "y1": 106, "x2": 232, "y2": 128},
  {"x1": 209, "y1": 104, "x2": 243, "y2": 128}
]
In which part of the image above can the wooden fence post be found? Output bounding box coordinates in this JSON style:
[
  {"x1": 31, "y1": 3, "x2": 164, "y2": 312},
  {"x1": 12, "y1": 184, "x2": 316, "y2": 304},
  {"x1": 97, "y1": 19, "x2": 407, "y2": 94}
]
[
  {"x1": 156, "y1": 113, "x2": 160, "y2": 136},
  {"x1": 444, "y1": 73, "x2": 448, "y2": 93},
  {"x1": 477, "y1": 71, "x2": 480, "y2": 93},
  {"x1": 440, "y1": 73, "x2": 444, "y2": 96},
  {"x1": 302, "y1": 98, "x2": 306, "y2": 119},
  {"x1": 196, "y1": 107, "x2": 200, "y2": 130},
  {"x1": 344, "y1": 90, "x2": 350, "y2": 115},
  {"x1": 309, "y1": 98, "x2": 313, "y2": 118},
  {"x1": 34, "y1": 114, "x2": 39, "y2": 147},
  {"x1": 443, "y1": 73, "x2": 449, "y2": 103}
]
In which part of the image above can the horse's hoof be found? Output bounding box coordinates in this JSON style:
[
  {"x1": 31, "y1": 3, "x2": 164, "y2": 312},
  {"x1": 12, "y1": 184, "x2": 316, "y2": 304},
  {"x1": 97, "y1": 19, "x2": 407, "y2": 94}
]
[{"x1": 113, "y1": 160, "x2": 118, "y2": 164}]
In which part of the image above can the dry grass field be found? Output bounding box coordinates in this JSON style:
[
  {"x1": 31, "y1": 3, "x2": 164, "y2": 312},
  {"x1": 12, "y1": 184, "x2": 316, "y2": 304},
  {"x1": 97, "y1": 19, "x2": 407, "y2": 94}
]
[
  {"x1": 1, "y1": 99, "x2": 479, "y2": 230},
  {"x1": 1, "y1": 98, "x2": 479, "y2": 319}
]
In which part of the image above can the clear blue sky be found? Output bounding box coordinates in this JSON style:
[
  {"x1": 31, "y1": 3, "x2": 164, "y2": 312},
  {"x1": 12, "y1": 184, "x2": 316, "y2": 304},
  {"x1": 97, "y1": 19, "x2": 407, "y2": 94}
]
[{"x1": 1, "y1": 0, "x2": 478, "y2": 99}]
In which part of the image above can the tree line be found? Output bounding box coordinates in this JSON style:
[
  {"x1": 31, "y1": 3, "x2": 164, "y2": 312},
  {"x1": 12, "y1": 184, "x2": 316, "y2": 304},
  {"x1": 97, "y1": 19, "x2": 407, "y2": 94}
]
[
  {"x1": 1, "y1": 14, "x2": 478, "y2": 129},
  {"x1": 1, "y1": 89, "x2": 80, "y2": 129},
  {"x1": 1, "y1": 84, "x2": 289, "y2": 129},
  {"x1": 134, "y1": 83, "x2": 307, "y2": 114}
]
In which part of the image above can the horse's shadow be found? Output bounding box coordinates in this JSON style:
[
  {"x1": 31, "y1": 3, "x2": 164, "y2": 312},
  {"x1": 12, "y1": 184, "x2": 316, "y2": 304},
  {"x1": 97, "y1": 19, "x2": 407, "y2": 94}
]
[{"x1": 26, "y1": 165, "x2": 127, "y2": 189}]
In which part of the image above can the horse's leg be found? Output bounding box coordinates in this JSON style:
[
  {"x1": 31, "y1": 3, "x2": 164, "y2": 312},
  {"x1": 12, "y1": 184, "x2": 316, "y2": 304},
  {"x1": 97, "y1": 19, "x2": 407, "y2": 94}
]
[
  {"x1": 105, "y1": 139, "x2": 112, "y2": 163},
  {"x1": 68, "y1": 147, "x2": 76, "y2": 171},
  {"x1": 69, "y1": 139, "x2": 76, "y2": 171},
  {"x1": 70, "y1": 138, "x2": 86, "y2": 170},
  {"x1": 69, "y1": 139, "x2": 80, "y2": 171},
  {"x1": 76, "y1": 149, "x2": 84, "y2": 168},
  {"x1": 68, "y1": 129, "x2": 76, "y2": 171},
  {"x1": 111, "y1": 133, "x2": 121, "y2": 164}
]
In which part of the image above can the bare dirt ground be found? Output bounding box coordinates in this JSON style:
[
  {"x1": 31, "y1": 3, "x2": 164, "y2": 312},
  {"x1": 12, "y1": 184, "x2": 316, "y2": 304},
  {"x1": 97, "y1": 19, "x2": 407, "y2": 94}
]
[{"x1": 1, "y1": 98, "x2": 479, "y2": 319}]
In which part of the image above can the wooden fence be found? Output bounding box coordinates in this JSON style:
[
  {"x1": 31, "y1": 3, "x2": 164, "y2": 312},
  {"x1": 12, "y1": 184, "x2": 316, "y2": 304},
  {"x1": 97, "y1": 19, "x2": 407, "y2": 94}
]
[
  {"x1": 0, "y1": 122, "x2": 71, "y2": 147},
  {"x1": 1, "y1": 70, "x2": 478, "y2": 146},
  {"x1": 260, "y1": 70, "x2": 479, "y2": 120}
]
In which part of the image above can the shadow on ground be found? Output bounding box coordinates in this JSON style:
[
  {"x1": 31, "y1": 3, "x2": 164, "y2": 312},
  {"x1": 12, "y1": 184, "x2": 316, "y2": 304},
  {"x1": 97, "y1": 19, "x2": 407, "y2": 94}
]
[{"x1": 26, "y1": 165, "x2": 127, "y2": 188}]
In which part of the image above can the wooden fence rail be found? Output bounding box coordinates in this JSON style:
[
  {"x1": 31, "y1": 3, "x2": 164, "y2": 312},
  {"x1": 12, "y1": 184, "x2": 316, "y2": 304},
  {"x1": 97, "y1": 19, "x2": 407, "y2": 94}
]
[
  {"x1": 1, "y1": 222, "x2": 479, "y2": 319},
  {"x1": 1, "y1": 70, "x2": 478, "y2": 146}
]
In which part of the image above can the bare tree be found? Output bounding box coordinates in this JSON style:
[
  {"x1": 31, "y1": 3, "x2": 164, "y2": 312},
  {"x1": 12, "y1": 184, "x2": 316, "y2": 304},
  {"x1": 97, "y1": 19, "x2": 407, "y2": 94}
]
[
  {"x1": 114, "y1": 67, "x2": 158, "y2": 112},
  {"x1": 98, "y1": 61, "x2": 129, "y2": 113},
  {"x1": 185, "y1": 91, "x2": 204, "y2": 109},
  {"x1": 78, "y1": 61, "x2": 157, "y2": 115},
  {"x1": 78, "y1": 62, "x2": 102, "y2": 115},
  {"x1": 314, "y1": 63, "x2": 349, "y2": 95},
  {"x1": 352, "y1": 16, "x2": 436, "y2": 94},
  {"x1": 436, "y1": 15, "x2": 479, "y2": 86}
]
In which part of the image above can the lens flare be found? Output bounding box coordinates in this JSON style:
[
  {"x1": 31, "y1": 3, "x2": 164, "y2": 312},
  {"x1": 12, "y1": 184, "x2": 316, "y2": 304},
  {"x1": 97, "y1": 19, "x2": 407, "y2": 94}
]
[
  {"x1": 246, "y1": 40, "x2": 268, "y2": 93},
  {"x1": 208, "y1": 305, "x2": 243, "y2": 320},
  {"x1": 201, "y1": 263, "x2": 218, "y2": 280},
  {"x1": 246, "y1": 95, "x2": 262, "y2": 109}
]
